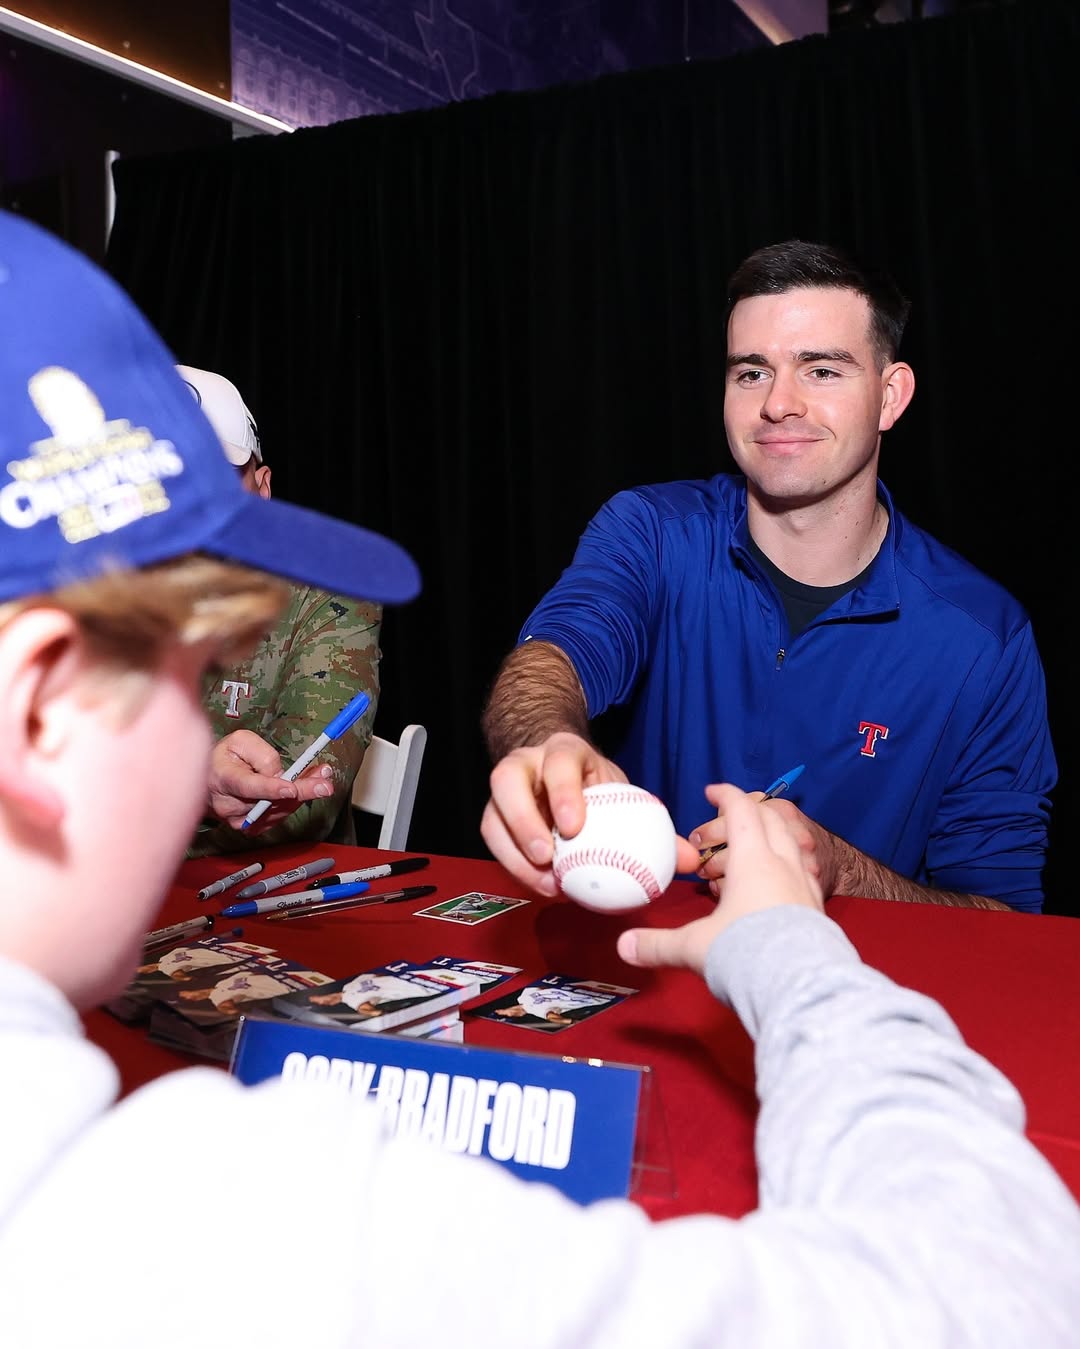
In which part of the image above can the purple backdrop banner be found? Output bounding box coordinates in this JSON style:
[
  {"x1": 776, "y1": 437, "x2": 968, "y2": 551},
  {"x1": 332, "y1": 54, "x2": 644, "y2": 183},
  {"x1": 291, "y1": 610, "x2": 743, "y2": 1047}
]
[{"x1": 232, "y1": 0, "x2": 767, "y2": 128}]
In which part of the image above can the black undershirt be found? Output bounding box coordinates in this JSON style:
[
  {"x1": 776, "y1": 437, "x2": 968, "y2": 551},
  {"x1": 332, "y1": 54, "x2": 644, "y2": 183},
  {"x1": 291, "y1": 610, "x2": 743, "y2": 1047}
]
[{"x1": 746, "y1": 535, "x2": 876, "y2": 639}]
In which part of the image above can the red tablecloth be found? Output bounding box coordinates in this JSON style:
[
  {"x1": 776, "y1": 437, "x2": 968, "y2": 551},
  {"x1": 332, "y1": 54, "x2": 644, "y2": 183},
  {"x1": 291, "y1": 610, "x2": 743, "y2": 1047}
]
[{"x1": 84, "y1": 843, "x2": 1080, "y2": 1221}]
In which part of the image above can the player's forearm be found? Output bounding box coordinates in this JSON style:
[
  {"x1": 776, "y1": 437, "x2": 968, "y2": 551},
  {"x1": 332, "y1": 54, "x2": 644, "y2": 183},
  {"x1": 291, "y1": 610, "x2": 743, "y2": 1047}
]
[
  {"x1": 829, "y1": 835, "x2": 1011, "y2": 911},
  {"x1": 482, "y1": 641, "x2": 591, "y2": 761}
]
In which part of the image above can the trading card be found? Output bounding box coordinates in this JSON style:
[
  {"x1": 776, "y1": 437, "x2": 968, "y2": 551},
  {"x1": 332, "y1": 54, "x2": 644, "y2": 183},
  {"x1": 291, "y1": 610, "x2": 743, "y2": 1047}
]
[
  {"x1": 415, "y1": 891, "x2": 530, "y2": 925},
  {"x1": 471, "y1": 973, "x2": 637, "y2": 1034}
]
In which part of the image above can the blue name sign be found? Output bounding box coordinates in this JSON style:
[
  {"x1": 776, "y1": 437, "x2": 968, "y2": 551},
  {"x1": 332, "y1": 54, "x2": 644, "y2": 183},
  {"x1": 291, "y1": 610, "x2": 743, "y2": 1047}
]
[{"x1": 231, "y1": 1016, "x2": 645, "y2": 1205}]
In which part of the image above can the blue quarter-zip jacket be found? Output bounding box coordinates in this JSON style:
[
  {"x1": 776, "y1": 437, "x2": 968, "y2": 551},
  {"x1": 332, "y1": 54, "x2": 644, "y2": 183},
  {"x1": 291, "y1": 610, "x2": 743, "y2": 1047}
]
[{"x1": 522, "y1": 475, "x2": 1056, "y2": 912}]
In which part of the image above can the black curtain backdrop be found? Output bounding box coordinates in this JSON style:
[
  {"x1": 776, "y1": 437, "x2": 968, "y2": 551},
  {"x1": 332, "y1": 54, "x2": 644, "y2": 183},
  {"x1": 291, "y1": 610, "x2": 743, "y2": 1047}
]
[{"x1": 106, "y1": 0, "x2": 1078, "y2": 914}]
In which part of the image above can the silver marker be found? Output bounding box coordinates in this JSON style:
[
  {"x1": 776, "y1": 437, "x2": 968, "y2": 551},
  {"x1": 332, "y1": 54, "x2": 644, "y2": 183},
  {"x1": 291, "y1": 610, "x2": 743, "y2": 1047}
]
[
  {"x1": 196, "y1": 861, "x2": 263, "y2": 902},
  {"x1": 143, "y1": 915, "x2": 215, "y2": 950},
  {"x1": 143, "y1": 917, "x2": 244, "y2": 953},
  {"x1": 236, "y1": 856, "x2": 335, "y2": 899}
]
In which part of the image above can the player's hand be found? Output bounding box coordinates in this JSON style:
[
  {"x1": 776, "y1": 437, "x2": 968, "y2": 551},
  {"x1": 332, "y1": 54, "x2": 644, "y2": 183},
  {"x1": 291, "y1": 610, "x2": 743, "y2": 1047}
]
[
  {"x1": 691, "y1": 790, "x2": 821, "y2": 897},
  {"x1": 618, "y1": 783, "x2": 825, "y2": 976},
  {"x1": 481, "y1": 733, "x2": 628, "y2": 896},
  {"x1": 207, "y1": 730, "x2": 334, "y2": 831}
]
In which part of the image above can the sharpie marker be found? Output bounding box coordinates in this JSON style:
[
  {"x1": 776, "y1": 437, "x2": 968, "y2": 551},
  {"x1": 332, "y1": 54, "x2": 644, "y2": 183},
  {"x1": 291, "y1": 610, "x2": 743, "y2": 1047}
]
[
  {"x1": 266, "y1": 884, "x2": 437, "y2": 923},
  {"x1": 143, "y1": 915, "x2": 216, "y2": 949},
  {"x1": 144, "y1": 922, "x2": 244, "y2": 957},
  {"x1": 220, "y1": 880, "x2": 371, "y2": 919},
  {"x1": 698, "y1": 764, "x2": 806, "y2": 864},
  {"x1": 240, "y1": 690, "x2": 371, "y2": 831},
  {"x1": 312, "y1": 856, "x2": 430, "y2": 888},
  {"x1": 236, "y1": 856, "x2": 336, "y2": 899},
  {"x1": 196, "y1": 862, "x2": 263, "y2": 902}
]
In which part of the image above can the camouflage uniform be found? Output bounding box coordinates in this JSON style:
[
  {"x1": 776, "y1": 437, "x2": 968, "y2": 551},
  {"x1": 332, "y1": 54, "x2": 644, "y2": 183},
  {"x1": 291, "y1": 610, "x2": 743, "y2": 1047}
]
[{"x1": 189, "y1": 583, "x2": 381, "y2": 856}]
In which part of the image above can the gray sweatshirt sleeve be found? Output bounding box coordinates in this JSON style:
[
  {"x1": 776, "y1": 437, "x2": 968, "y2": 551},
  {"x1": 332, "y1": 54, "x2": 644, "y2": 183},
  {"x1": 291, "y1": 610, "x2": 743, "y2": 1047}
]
[{"x1": 699, "y1": 906, "x2": 1080, "y2": 1344}]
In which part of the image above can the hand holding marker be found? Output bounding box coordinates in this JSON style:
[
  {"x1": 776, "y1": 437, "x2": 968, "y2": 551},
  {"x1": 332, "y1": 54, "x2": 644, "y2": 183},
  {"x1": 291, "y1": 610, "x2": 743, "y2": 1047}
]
[
  {"x1": 240, "y1": 690, "x2": 370, "y2": 831},
  {"x1": 698, "y1": 764, "x2": 806, "y2": 864}
]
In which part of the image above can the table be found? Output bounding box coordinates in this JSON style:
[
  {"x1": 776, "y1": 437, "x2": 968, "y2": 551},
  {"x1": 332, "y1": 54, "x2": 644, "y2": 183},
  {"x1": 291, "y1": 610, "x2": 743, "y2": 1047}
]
[{"x1": 84, "y1": 843, "x2": 1080, "y2": 1221}]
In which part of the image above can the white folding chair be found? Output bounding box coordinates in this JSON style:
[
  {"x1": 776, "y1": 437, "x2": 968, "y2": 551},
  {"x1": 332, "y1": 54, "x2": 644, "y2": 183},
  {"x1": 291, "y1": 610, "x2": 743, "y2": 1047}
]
[{"x1": 350, "y1": 724, "x2": 428, "y2": 851}]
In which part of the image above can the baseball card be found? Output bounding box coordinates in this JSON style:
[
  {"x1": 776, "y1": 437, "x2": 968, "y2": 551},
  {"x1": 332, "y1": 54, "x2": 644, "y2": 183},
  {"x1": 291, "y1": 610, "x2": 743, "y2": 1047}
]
[
  {"x1": 471, "y1": 973, "x2": 638, "y2": 1034},
  {"x1": 417, "y1": 954, "x2": 522, "y2": 992},
  {"x1": 105, "y1": 938, "x2": 278, "y2": 1024},
  {"x1": 415, "y1": 891, "x2": 530, "y2": 925}
]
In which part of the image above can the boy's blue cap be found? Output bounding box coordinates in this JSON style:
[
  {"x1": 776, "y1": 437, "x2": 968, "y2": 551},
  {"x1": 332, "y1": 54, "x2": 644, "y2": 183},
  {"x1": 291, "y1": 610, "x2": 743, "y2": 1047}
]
[{"x1": 0, "y1": 210, "x2": 420, "y2": 606}]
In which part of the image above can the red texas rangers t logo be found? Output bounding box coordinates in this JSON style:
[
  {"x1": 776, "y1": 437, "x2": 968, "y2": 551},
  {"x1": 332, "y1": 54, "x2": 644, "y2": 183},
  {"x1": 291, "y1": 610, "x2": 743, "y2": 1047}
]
[{"x1": 858, "y1": 721, "x2": 889, "y2": 757}]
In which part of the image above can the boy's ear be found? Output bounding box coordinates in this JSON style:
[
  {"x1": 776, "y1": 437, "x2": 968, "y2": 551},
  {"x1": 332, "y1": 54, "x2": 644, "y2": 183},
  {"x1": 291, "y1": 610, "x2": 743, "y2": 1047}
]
[{"x1": 0, "y1": 607, "x2": 83, "y2": 830}]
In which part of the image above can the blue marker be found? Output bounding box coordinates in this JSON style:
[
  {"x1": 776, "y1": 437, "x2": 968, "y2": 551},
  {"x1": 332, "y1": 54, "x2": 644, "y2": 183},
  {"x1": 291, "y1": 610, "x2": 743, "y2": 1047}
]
[
  {"x1": 239, "y1": 690, "x2": 371, "y2": 831},
  {"x1": 698, "y1": 764, "x2": 806, "y2": 863},
  {"x1": 220, "y1": 880, "x2": 371, "y2": 919}
]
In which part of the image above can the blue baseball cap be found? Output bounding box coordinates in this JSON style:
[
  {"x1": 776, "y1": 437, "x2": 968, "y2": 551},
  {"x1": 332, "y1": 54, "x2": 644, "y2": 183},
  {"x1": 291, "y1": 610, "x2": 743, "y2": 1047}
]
[{"x1": 0, "y1": 210, "x2": 420, "y2": 606}]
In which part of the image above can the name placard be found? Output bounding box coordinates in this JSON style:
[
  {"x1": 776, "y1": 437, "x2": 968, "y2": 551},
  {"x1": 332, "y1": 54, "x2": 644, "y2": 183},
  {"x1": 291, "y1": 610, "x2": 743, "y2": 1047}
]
[{"x1": 231, "y1": 1016, "x2": 645, "y2": 1204}]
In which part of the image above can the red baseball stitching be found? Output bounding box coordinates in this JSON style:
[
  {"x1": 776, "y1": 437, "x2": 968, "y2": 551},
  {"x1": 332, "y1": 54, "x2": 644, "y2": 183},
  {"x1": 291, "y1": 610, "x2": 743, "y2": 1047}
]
[
  {"x1": 553, "y1": 847, "x2": 662, "y2": 900},
  {"x1": 581, "y1": 787, "x2": 662, "y2": 809}
]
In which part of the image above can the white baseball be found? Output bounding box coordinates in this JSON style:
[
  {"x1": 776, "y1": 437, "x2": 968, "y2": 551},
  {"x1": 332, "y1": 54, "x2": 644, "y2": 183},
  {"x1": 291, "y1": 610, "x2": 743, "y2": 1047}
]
[{"x1": 552, "y1": 784, "x2": 677, "y2": 912}]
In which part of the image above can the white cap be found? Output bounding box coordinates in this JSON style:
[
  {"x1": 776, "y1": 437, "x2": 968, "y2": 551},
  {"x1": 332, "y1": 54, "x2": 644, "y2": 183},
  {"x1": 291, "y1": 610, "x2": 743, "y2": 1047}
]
[{"x1": 176, "y1": 364, "x2": 262, "y2": 466}]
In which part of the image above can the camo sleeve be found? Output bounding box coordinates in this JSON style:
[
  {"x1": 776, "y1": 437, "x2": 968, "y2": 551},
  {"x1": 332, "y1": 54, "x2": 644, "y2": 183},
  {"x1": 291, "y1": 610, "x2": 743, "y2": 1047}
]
[{"x1": 190, "y1": 583, "x2": 382, "y2": 856}]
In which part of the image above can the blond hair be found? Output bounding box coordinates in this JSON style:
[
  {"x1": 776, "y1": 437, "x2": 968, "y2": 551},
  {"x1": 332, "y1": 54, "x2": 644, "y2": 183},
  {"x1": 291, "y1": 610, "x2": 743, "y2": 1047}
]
[{"x1": 0, "y1": 554, "x2": 287, "y2": 715}]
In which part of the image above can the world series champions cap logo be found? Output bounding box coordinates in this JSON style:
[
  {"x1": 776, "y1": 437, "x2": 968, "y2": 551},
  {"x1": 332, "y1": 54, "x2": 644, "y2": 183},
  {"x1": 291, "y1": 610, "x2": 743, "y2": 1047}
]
[{"x1": 2, "y1": 366, "x2": 184, "y2": 545}]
